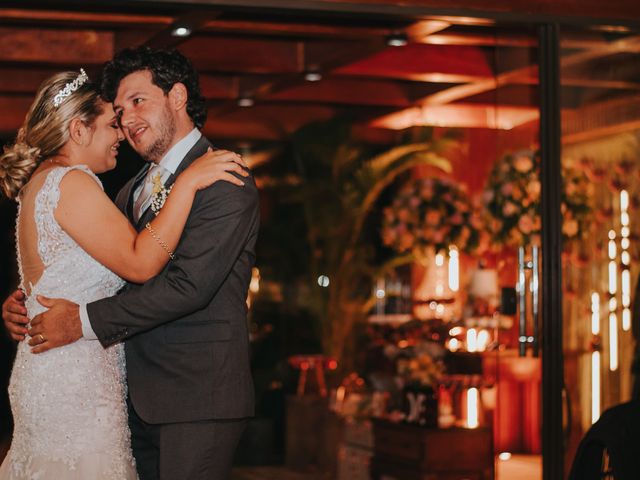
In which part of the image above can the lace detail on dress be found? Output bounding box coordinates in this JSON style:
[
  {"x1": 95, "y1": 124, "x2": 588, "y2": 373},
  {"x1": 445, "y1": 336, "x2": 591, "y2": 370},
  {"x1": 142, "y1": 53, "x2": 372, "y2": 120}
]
[{"x1": 1, "y1": 165, "x2": 136, "y2": 480}]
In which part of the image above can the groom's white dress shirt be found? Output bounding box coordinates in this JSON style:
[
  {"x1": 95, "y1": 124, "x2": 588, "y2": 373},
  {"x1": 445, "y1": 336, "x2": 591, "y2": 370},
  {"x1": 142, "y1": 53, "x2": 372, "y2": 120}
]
[{"x1": 80, "y1": 128, "x2": 202, "y2": 339}]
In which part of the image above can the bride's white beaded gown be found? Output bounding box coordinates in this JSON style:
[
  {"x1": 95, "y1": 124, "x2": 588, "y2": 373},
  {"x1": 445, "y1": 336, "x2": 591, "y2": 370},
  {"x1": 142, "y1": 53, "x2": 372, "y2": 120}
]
[{"x1": 0, "y1": 165, "x2": 137, "y2": 479}]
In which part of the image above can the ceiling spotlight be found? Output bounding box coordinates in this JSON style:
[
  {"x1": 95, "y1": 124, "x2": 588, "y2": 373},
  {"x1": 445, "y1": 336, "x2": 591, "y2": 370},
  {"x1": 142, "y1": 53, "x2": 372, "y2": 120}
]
[
  {"x1": 386, "y1": 32, "x2": 408, "y2": 47},
  {"x1": 237, "y1": 96, "x2": 254, "y2": 107},
  {"x1": 171, "y1": 25, "x2": 192, "y2": 37},
  {"x1": 304, "y1": 71, "x2": 322, "y2": 82}
]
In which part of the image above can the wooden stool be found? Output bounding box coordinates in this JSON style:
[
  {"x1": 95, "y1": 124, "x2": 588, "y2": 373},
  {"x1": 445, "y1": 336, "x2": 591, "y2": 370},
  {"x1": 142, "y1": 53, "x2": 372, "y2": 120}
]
[{"x1": 288, "y1": 354, "x2": 335, "y2": 397}]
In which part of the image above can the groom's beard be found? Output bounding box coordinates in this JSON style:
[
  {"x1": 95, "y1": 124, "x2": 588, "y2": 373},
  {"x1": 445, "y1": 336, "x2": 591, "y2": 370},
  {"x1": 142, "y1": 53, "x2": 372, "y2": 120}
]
[{"x1": 143, "y1": 104, "x2": 176, "y2": 163}]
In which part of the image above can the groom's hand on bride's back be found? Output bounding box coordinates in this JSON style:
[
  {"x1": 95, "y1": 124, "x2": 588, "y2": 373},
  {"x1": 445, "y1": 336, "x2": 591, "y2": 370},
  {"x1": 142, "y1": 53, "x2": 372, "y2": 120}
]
[
  {"x1": 28, "y1": 296, "x2": 82, "y2": 354},
  {"x1": 2, "y1": 290, "x2": 28, "y2": 341}
]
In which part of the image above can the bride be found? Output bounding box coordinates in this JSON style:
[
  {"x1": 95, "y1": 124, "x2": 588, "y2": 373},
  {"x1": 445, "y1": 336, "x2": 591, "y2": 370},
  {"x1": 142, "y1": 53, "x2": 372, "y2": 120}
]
[{"x1": 0, "y1": 70, "x2": 247, "y2": 479}]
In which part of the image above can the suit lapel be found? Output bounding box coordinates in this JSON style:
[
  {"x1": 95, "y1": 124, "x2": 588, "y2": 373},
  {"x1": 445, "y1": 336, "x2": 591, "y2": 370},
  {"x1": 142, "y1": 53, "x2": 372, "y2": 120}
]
[{"x1": 135, "y1": 136, "x2": 212, "y2": 230}]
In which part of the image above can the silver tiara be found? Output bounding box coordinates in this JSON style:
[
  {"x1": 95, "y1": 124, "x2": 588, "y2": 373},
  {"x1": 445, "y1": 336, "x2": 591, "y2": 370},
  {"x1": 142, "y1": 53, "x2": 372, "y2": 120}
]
[{"x1": 53, "y1": 69, "x2": 89, "y2": 108}]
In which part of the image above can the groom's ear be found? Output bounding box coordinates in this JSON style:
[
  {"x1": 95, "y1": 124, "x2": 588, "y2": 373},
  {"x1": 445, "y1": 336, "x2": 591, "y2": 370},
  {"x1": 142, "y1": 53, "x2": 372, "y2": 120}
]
[{"x1": 168, "y1": 82, "x2": 188, "y2": 112}]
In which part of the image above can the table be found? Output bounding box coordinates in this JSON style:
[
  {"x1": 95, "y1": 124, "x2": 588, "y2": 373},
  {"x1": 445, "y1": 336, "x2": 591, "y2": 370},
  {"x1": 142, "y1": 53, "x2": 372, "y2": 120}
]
[{"x1": 370, "y1": 419, "x2": 494, "y2": 480}]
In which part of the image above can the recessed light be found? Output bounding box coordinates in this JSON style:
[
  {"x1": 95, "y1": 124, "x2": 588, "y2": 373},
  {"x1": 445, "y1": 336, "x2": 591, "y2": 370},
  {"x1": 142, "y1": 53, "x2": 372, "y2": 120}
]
[
  {"x1": 304, "y1": 71, "x2": 322, "y2": 82},
  {"x1": 237, "y1": 97, "x2": 254, "y2": 107},
  {"x1": 171, "y1": 26, "x2": 192, "y2": 37},
  {"x1": 386, "y1": 32, "x2": 408, "y2": 47}
]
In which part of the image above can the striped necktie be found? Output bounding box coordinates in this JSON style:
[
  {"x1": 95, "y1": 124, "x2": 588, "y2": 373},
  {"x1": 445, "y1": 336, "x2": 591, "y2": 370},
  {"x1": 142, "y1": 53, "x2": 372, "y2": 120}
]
[{"x1": 133, "y1": 164, "x2": 166, "y2": 222}]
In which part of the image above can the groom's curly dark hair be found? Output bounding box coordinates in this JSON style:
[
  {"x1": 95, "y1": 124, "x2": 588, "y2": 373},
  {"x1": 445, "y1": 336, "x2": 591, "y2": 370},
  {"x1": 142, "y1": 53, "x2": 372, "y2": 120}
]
[{"x1": 101, "y1": 46, "x2": 207, "y2": 128}]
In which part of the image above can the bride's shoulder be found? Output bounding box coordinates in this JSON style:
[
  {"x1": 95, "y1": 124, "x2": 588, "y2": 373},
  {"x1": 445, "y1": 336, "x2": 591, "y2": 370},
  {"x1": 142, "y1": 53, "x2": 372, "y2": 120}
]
[{"x1": 56, "y1": 165, "x2": 104, "y2": 200}]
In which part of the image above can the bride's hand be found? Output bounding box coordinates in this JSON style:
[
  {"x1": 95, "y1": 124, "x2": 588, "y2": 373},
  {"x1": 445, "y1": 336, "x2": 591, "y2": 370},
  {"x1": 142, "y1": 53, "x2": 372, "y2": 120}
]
[{"x1": 180, "y1": 148, "x2": 249, "y2": 192}]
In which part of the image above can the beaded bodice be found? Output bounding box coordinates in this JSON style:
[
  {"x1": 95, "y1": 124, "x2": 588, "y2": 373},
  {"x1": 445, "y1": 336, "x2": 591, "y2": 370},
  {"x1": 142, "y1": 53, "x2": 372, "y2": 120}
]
[{"x1": 16, "y1": 165, "x2": 125, "y2": 311}]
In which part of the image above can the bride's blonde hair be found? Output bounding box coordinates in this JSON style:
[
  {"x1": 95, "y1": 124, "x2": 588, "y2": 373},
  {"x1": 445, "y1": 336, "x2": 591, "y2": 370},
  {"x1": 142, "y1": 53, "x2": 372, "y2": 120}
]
[{"x1": 0, "y1": 71, "x2": 103, "y2": 200}]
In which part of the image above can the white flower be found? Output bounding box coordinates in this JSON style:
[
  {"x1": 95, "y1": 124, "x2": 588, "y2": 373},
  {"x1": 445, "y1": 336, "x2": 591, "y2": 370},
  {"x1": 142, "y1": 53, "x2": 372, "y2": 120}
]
[{"x1": 150, "y1": 174, "x2": 172, "y2": 215}]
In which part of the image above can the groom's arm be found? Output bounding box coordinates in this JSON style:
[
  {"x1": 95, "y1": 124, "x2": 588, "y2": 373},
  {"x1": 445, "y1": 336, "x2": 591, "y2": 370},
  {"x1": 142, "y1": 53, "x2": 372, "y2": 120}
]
[{"x1": 87, "y1": 179, "x2": 259, "y2": 348}]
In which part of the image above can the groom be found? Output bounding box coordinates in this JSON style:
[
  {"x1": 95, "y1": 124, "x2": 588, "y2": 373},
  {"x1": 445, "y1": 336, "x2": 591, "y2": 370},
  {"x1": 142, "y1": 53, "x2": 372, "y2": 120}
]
[{"x1": 3, "y1": 47, "x2": 258, "y2": 479}]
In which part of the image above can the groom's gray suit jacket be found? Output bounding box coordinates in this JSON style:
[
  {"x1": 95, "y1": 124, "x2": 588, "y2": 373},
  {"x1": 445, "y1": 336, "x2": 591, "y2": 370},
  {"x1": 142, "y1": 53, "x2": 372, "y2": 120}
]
[{"x1": 86, "y1": 136, "x2": 258, "y2": 424}]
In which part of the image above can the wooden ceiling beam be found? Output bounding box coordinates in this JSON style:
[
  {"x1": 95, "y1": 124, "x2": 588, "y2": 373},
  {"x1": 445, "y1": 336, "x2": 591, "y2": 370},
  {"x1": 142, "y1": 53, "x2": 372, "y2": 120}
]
[
  {"x1": 203, "y1": 103, "x2": 338, "y2": 141},
  {"x1": 422, "y1": 32, "x2": 536, "y2": 47},
  {"x1": 198, "y1": 73, "x2": 240, "y2": 99},
  {"x1": 561, "y1": 77, "x2": 640, "y2": 90},
  {"x1": 337, "y1": 43, "x2": 494, "y2": 81},
  {"x1": 179, "y1": 35, "x2": 303, "y2": 74},
  {"x1": 370, "y1": 102, "x2": 538, "y2": 129},
  {"x1": 0, "y1": 27, "x2": 113, "y2": 64},
  {"x1": 267, "y1": 75, "x2": 447, "y2": 107},
  {"x1": 562, "y1": 93, "x2": 640, "y2": 143},
  {"x1": 203, "y1": 18, "x2": 393, "y2": 39},
  {"x1": 0, "y1": 8, "x2": 173, "y2": 27},
  {"x1": 411, "y1": 33, "x2": 640, "y2": 107},
  {"x1": 206, "y1": 19, "x2": 450, "y2": 117}
]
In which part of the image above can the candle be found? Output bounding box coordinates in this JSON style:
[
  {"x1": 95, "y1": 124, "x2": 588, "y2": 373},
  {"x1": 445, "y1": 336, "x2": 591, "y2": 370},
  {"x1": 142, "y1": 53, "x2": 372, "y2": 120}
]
[{"x1": 466, "y1": 388, "x2": 479, "y2": 429}]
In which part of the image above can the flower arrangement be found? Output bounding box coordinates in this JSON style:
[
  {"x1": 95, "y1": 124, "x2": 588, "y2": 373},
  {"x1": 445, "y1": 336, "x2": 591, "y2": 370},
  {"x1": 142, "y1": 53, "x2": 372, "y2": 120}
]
[
  {"x1": 396, "y1": 352, "x2": 444, "y2": 387},
  {"x1": 150, "y1": 173, "x2": 172, "y2": 216},
  {"x1": 381, "y1": 177, "x2": 484, "y2": 256},
  {"x1": 483, "y1": 149, "x2": 591, "y2": 247}
]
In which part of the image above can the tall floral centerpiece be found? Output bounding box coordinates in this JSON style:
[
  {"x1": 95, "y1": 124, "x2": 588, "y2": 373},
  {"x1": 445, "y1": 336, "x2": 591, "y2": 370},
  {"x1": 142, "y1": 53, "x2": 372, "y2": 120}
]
[
  {"x1": 381, "y1": 177, "x2": 484, "y2": 257},
  {"x1": 381, "y1": 177, "x2": 484, "y2": 321},
  {"x1": 482, "y1": 149, "x2": 591, "y2": 248}
]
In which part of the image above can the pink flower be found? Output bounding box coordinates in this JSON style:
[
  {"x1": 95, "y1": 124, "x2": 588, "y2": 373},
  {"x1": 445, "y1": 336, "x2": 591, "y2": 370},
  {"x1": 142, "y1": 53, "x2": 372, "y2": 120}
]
[
  {"x1": 518, "y1": 215, "x2": 535, "y2": 234},
  {"x1": 562, "y1": 219, "x2": 579, "y2": 237},
  {"x1": 503, "y1": 202, "x2": 518, "y2": 216},
  {"x1": 458, "y1": 226, "x2": 471, "y2": 247},
  {"x1": 527, "y1": 180, "x2": 541, "y2": 200},
  {"x1": 399, "y1": 232, "x2": 415, "y2": 251},
  {"x1": 470, "y1": 214, "x2": 483, "y2": 229},
  {"x1": 501, "y1": 183, "x2": 514, "y2": 196},
  {"x1": 478, "y1": 230, "x2": 491, "y2": 252},
  {"x1": 426, "y1": 210, "x2": 441, "y2": 226},
  {"x1": 432, "y1": 230, "x2": 445, "y2": 244},
  {"x1": 509, "y1": 229, "x2": 523, "y2": 245},
  {"x1": 514, "y1": 155, "x2": 534, "y2": 173},
  {"x1": 450, "y1": 213, "x2": 464, "y2": 225},
  {"x1": 420, "y1": 186, "x2": 434, "y2": 199},
  {"x1": 511, "y1": 187, "x2": 524, "y2": 201},
  {"x1": 397, "y1": 208, "x2": 411, "y2": 222},
  {"x1": 381, "y1": 229, "x2": 396, "y2": 246},
  {"x1": 454, "y1": 201, "x2": 469, "y2": 213}
]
